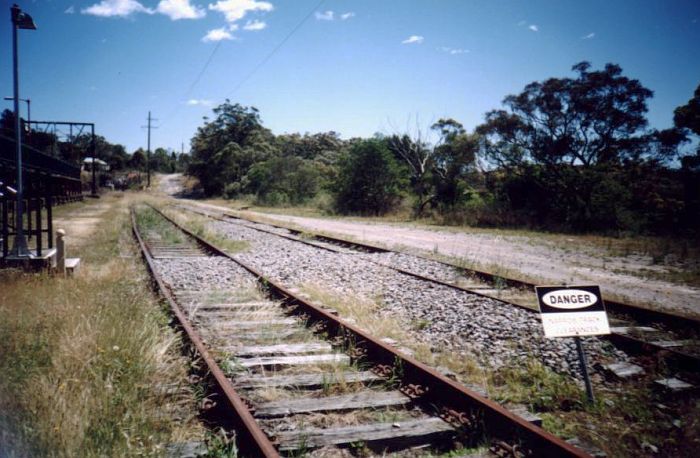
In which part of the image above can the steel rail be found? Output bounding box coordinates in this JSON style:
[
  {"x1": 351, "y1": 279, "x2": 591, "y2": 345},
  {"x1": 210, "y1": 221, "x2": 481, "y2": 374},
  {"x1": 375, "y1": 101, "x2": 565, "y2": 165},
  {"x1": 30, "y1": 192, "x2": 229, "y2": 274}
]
[
  {"x1": 130, "y1": 207, "x2": 280, "y2": 458},
  {"x1": 154, "y1": 204, "x2": 590, "y2": 457},
  {"x1": 176, "y1": 204, "x2": 700, "y2": 372}
]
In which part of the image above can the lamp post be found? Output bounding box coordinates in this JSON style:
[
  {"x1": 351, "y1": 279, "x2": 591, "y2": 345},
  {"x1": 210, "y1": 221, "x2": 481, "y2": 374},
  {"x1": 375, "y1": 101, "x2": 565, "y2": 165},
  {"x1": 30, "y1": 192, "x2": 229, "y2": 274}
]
[
  {"x1": 9, "y1": 4, "x2": 36, "y2": 258},
  {"x1": 3, "y1": 96, "x2": 30, "y2": 135}
]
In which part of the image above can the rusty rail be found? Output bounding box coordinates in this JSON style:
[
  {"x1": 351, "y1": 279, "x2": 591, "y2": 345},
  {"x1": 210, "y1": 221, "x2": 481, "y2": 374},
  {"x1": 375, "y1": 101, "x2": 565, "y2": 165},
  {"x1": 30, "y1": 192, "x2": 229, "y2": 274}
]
[{"x1": 130, "y1": 207, "x2": 279, "y2": 458}]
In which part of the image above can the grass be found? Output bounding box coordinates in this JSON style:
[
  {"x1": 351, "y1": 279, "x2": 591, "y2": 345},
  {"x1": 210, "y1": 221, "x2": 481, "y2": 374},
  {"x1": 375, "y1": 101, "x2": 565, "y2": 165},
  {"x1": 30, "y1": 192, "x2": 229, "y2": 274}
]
[{"x1": 0, "y1": 193, "x2": 203, "y2": 456}]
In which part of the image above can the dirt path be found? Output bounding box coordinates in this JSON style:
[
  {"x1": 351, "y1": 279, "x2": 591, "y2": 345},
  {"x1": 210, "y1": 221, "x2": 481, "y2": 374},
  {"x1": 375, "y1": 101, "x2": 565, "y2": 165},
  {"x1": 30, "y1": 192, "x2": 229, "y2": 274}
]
[
  {"x1": 156, "y1": 173, "x2": 186, "y2": 196},
  {"x1": 52, "y1": 200, "x2": 113, "y2": 248},
  {"x1": 233, "y1": 211, "x2": 700, "y2": 320}
]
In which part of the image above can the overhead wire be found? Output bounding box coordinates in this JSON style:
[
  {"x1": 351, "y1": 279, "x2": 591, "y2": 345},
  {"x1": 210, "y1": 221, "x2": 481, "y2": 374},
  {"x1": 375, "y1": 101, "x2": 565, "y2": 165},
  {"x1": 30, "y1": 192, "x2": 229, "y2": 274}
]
[
  {"x1": 160, "y1": 0, "x2": 326, "y2": 143},
  {"x1": 162, "y1": 40, "x2": 223, "y2": 122},
  {"x1": 225, "y1": 0, "x2": 327, "y2": 98}
]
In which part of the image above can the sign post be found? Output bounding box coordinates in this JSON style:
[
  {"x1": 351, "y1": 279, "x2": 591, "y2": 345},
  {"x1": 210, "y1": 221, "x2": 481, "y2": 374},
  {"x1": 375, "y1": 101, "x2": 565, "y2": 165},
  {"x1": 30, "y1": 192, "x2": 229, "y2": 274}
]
[{"x1": 535, "y1": 285, "x2": 610, "y2": 403}]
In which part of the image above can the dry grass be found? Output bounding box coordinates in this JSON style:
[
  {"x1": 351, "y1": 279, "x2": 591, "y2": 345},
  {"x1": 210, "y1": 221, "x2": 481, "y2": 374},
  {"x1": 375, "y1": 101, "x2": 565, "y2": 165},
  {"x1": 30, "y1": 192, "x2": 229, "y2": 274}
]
[{"x1": 0, "y1": 193, "x2": 202, "y2": 457}]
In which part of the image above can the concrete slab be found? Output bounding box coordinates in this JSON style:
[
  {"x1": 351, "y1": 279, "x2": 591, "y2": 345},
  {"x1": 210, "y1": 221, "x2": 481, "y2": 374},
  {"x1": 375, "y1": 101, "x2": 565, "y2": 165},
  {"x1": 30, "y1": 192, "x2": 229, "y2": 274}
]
[
  {"x1": 654, "y1": 378, "x2": 694, "y2": 393},
  {"x1": 602, "y1": 362, "x2": 644, "y2": 379},
  {"x1": 566, "y1": 437, "x2": 606, "y2": 457},
  {"x1": 65, "y1": 257, "x2": 81, "y2": 276},
  {"x1": 509, "y1": 405, "x2": 542, "y2": 427},
  {"x1": 650, "y1": 340, "x2": 696, "y2": 348},
  {"x1": 610, "y1": 326, "x2": 660, "y2": 334}
]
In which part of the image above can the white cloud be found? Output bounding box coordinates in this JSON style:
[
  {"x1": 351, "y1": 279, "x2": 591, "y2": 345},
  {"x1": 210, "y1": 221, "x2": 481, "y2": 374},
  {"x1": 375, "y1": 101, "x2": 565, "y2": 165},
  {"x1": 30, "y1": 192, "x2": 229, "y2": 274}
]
[
  {"x1": 340, "y1": 12, "x2": 355, "y2": 20},
  {"x1": 402, "y1": 35, "x2": 424, "y2": 45},
  {"x1": 439, "y1": 46, "x2": 468, "y2": 55},
  {"x1": 202, "y1": 27, "x2": 234, "y2": 42},
  {"x1": 82, "y1": 0, "x2": 153, "y2": 17},
  {"x1": 581, "y1": 32, "x2": 595, "y2": 40},
  {"x1": 243, "y1": 19, "x2": 266, "y2": 30},
  {"x1": 528, "y1": 24, "x2": 538, "y2": 32},
  {"x1": 65, "y1": 6, "x2": 75, "y2": 14},
  {"x1": 187, "y1": 98, "x2": 213, "y2": 106},
  {"x1": 315, "y1": 10, "x2": 334, "y2": 21},
  {"x1": 157, "y1": 0, "x2": 205, "y2": 20},
  {"x1": 208, "y1": 0, "x2": 273, "y2": 23}
]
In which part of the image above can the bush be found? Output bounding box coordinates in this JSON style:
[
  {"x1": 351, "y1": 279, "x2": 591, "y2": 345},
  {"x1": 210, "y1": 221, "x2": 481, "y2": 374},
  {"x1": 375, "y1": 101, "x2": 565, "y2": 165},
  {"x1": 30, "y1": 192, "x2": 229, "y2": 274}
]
[{"x1": 333, "y1": 139, "x2": 406, "y2": 215}]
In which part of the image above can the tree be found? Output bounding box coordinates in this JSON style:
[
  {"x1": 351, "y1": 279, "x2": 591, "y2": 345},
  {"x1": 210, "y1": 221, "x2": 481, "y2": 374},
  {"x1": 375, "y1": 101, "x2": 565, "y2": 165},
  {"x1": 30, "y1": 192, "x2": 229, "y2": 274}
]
[
  {"x1": 476, "y1": 62, "x2": 680, "y2": 230},
  {"x1": 245, "y1": 156, "x2": 321, "y2": 205},
  {"x1": 430, "y1": 119, "x2": 480, "y2": 210},
  {"x1": 674, "y1": 83, "x2": 700, "y2": 139},
  {"x1": 129, "y1": 148, "x2": 147, "y2": 170},
  {"x1": 333, "y1": 139, "x2": 405, "y2": 215},
  {"x1": 673, "y1": 83, "x2": 700, "y2": 231},
  {"x1": 478, "y1": 62, "x2": 662, "y2": 169},
  {"x1": 188, "y1": 101, "x2": 276, "y2": 195}
]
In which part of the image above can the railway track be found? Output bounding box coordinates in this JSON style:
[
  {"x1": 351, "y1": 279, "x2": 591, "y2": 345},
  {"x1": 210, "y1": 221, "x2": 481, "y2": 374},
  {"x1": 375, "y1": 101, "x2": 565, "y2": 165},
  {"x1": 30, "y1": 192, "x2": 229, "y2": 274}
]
[
  {"x1": 173, "y1": 203, "x2": 700, "y2": 377},
  {"x1": 131, "y1": 204, "x2": 589, "y2": 457}
]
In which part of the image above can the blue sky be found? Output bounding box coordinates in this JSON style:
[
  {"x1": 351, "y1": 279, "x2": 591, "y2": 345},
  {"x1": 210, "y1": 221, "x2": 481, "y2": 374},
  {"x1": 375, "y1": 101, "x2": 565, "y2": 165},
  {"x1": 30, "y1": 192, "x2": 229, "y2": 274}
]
[{"x1": 1, "y1": 0, "x2": 699, "y2": 153}]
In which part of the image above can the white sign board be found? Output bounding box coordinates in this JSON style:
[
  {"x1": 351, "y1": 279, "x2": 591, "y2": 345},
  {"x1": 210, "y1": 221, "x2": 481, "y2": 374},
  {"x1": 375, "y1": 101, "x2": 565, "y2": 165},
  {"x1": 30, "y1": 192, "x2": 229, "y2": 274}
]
[{"x1": 535, "y1": 285, "x2": 611, "y2": 338}]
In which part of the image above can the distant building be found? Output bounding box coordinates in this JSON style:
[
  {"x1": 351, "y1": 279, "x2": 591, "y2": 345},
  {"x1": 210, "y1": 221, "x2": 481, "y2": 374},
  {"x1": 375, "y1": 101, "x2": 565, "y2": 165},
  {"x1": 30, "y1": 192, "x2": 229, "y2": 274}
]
[{"x1": 82, "y1": 157, "x2": 109, "y2": 172}]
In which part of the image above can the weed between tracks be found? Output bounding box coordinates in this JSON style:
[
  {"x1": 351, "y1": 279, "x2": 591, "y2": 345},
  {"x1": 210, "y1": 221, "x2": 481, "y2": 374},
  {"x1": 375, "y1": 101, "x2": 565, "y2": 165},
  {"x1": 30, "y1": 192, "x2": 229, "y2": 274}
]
[
  {"x1": 0, "y1": 194, "x2": 203, "y2": 456},
  {"x1": 160, "y1": 206, "x2": 251, "y2": 254}
]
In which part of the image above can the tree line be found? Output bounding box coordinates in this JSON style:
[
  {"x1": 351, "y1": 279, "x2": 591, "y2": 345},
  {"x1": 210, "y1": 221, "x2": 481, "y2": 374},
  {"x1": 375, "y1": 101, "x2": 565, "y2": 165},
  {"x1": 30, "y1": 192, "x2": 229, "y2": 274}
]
[{"x1": 183, "y1": 62, "x2": 698, "y2": 236}]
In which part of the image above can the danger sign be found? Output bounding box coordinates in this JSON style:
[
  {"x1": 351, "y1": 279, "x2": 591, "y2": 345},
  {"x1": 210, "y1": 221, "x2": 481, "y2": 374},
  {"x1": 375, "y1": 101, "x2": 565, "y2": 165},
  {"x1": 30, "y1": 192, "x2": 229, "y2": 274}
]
[{"x1": 535, "y1": 285, "x2": 610, "y2": 338}]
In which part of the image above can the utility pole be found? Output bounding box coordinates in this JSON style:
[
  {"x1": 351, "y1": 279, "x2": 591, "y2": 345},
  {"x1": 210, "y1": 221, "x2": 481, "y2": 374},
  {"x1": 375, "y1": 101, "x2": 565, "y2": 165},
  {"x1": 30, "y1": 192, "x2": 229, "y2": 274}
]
[{"x1": 142, "y1": 111, "x2": 157, "y2": 188}]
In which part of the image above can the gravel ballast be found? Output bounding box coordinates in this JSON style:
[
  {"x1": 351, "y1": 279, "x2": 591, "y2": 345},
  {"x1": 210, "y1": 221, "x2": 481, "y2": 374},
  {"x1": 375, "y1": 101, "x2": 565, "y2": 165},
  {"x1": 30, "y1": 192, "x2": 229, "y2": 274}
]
[{"x1": 207, "y1": 219, "x2": 627, "y2": 379}]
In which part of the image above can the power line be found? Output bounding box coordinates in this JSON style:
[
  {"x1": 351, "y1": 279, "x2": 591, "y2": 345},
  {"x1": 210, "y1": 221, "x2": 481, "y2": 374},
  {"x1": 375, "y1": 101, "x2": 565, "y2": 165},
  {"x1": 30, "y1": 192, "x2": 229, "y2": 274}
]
[
  {"x1": 226, "y1": 0, "x2": 327, "y2": 98},
  {"x1": 162, "y1": 41, "x2": 223, "y2": 122},
  {"x1": 162, "y1": 0, "x2": 325, "y2": 127}
]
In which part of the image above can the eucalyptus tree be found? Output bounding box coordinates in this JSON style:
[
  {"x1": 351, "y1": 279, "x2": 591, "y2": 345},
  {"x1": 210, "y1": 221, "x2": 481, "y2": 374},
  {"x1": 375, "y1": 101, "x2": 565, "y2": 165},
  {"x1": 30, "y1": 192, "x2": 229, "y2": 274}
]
[{"x1": 476, "y1": 62, "x2": 680, "y2": 230}]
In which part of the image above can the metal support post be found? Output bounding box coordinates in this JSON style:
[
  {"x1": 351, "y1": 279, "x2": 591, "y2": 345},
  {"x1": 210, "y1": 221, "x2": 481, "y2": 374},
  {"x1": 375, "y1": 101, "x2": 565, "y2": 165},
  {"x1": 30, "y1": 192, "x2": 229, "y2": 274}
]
[
  {"x1": 46, "y1": 176, "x2": 53, "y2": 249},
  {"x1": 574, "y1": 336, "x2": 595, "y2": 403},
  {"x1": 35, "y1": 196, "x2": 42, "y2": 256},
  {"x1": 90, "y1": 124, "x2": 97, "y2": 197}
]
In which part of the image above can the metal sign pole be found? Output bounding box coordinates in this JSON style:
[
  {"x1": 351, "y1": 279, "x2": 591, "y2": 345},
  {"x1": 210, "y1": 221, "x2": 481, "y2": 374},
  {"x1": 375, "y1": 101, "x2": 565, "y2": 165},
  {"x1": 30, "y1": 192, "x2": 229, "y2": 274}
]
[{"x1": 574, "y1": 336, "x2": 595, "y2": 403}]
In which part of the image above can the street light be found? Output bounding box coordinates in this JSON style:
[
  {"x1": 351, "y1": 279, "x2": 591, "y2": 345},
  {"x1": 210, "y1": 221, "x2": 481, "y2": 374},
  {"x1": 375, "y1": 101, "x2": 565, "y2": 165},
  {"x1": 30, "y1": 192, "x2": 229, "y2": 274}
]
[
  {"x1": 3, "y1": 96, "x2": 30, "y2": 134},
  {"x1": 9, "y1": 4, "x2": 36, "y2": 258}
]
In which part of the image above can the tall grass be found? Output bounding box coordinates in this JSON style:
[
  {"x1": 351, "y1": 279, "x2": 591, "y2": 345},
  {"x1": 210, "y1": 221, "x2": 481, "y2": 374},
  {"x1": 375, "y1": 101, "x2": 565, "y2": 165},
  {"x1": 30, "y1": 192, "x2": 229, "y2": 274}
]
[{"x1": 0, "y1": 194, "x2": 201, "y2": 456}]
